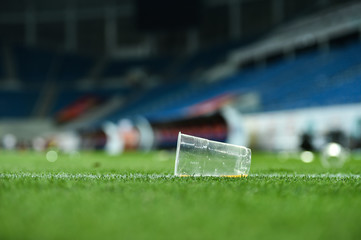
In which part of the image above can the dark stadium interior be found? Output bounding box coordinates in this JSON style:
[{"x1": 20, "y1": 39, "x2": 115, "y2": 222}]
[{"x1": 0, "y1": 0, "x2": 361, "y2": 152}]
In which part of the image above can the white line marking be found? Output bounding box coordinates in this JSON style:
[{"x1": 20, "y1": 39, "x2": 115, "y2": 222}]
[
  {"x1": 0, "y1": 173, "x2": 172, "y2": 180},
  {"x1": 250, "y1": 173, "x2": 361, "y2": 179},
  {"x1": 0, "y1": 173, "x2": 360, "y2": 180}
]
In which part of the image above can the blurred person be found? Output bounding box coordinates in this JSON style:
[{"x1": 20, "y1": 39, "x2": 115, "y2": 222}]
[{"x1": 299, "y1": 133, "x2": 314, "y2": 152}]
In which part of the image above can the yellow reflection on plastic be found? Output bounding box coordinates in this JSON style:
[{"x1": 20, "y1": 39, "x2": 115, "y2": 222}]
[{"x1": 179, "y1": 174, "x2": 248, "y2": 178}]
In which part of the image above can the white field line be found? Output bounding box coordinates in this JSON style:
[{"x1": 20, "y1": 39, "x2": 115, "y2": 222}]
[
  {"x1": 0, "y1": 173, "x2": 171, "y2": 180},
  {"x1": 250, "y1": 173, "x2": 361, "y2": 179},
  {"x1": 0, "y1": 173, "x2": 360, "y2": 180}
]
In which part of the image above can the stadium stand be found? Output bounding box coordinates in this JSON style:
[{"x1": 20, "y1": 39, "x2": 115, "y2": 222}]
[
  {"x1": 2, "y1": 39, "x2": 360, "y2": 121},
  {"x1": 1, "y1": 1, "x2": 360, "y2": 123},
  {"x1": 99, "y1": 40, "x2": 361, "y2": 122},
  {"x1": 51, "y1": 88, "x2": 131, "y2": 115},
  {"x1": 229, "y1": 1, "x2": 361, "y2": 67},
  {"x1": 101, "y1": 57, "x2": 172, "y2": 78},
  {"x1": 101, "y1": 82, "x2": 189, "y2": 122},
  {"x1": 173, "y1": 41, "x2": 244, "y2": 77},
  {"x1": 0, "y1": 90, "x2": 39, "y2": 118}
]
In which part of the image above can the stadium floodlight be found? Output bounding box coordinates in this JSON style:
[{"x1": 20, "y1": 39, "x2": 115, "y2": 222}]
[{"x1": 175, "y1": 132, "x2": 251, "y2": 177}]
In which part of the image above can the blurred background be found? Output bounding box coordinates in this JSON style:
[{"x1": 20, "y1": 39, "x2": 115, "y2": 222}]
[{"x1": 0, "y1": 0, "x2": 361, "y2": 159}]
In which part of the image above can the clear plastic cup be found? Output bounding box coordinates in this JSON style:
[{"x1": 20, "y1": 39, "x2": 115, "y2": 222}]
[{"x1": 175, "y1": 132, "x2": 251, "y2": 177}]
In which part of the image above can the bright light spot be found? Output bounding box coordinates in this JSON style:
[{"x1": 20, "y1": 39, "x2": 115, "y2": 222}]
[
  {"x1": 56, "y1": 131, "x2": 80, "y2": 154},
  {"x1": 32, "y1": 137, "x2": 46, "y2": 152},
  {"x1": 327, "y1": 143, "x2": 342, "y2": 157},
  {"x1": 2, "y1": 134, "x2": 17, "y2": 150},
  {"x1": 46, "y1": 150, "x2": 58, "y2": 162},
  {"x1": 321, "y1": 142, "x2": 347, "y2": 168},
  {"x1": 300, "y1": 151, "x2": 314, "y2": 163}
]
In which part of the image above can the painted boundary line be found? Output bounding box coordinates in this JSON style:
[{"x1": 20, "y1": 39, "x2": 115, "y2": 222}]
[
  {"x1": 0, "y1": 173, "x2": 171, "y2": 180},
  {"x1": 250, "y1": 173, "x2": 361, "y2": 179},
  {"x1": 0, "y1": 173, "x2": 360, "y2": 180}
]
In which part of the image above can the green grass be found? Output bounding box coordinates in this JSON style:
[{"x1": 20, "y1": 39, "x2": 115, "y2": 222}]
[{"x1": 1, "y1": 150, "x2": 361, "y2": 240}]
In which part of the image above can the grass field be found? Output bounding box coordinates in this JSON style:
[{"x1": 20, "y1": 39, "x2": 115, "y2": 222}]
[{"x1": 1, "y1": 150, "x2": 361, "y2": 240}]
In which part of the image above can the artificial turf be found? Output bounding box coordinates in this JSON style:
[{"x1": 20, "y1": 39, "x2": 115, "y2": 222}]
[{"x1": 1, "y1": 150, "x2": 361, "y2": 240}]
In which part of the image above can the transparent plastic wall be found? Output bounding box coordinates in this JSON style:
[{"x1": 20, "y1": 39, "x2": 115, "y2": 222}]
[{"x1": 175, "y1": 133, "x2": 251, "y2": 177}]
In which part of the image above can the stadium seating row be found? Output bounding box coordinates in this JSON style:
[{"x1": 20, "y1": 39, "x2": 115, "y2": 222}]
[
  {"x1": 0, "y1": 41, "x2": 360, "y2": 120},
  {"x1": 108, "y1": 41, "x2": 361, "y2": 122}
]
